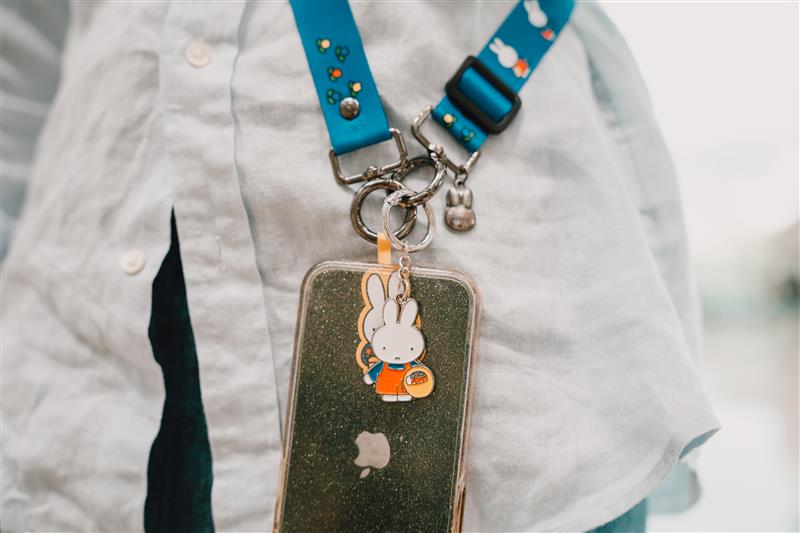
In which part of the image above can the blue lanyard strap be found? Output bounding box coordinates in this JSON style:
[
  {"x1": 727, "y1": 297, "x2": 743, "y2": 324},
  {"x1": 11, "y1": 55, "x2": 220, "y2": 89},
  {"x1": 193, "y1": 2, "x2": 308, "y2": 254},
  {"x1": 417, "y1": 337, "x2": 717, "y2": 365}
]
[
  {"x1": 434, "y1": 0, "x2": 575, "y2": 152},
  {"x1": 290, "y1": 0, "x2": 391, "y2": 155},
  {"x1": 290, "y1": 0, "x2": 575, "y2": 157}
]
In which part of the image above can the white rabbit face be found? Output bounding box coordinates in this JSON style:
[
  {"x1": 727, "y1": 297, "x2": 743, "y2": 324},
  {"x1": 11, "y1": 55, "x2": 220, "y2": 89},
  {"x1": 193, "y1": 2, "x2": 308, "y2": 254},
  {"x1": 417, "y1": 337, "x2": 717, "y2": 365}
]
[
  {"x1": 372, "y1": 299, "x2": 425, "y2": 364},
  {"x1": 373, "y1": 324, "x2": 424, "y2": 364}
]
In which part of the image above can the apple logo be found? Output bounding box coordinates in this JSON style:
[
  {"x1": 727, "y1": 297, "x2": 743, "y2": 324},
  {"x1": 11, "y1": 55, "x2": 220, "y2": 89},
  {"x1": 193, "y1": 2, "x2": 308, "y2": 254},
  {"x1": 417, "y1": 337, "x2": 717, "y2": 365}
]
[{"x1": 354, "y1": 431, "x2": 390, "y2": 478}]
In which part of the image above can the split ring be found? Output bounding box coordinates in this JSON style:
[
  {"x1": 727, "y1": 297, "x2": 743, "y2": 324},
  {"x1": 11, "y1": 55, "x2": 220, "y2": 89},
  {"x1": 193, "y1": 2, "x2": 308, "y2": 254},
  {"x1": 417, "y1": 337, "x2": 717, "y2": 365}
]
[
  {"x1": 381, "y1": 189, "x2": 435, "y2": 253},
  {"x1": 351, "y1": 178, "x2": 416, "y2": 244}
]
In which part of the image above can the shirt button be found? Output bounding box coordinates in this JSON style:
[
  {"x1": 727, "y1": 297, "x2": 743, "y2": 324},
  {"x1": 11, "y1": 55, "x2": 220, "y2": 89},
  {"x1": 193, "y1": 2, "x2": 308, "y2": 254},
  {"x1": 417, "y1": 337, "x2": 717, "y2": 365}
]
[
  {"x1": 120, "y1": 249, "x2": 146, "y2": 276},
  {"x1": 184, "y1": 40, "x2": 211, "y2": 68}
]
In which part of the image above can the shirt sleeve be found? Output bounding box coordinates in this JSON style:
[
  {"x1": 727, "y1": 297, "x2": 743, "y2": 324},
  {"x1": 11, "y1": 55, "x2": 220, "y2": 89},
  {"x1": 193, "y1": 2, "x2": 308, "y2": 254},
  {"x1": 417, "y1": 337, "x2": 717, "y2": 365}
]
[{"x1": 0, "y1": 2, "x2": 69, "y2": 260}]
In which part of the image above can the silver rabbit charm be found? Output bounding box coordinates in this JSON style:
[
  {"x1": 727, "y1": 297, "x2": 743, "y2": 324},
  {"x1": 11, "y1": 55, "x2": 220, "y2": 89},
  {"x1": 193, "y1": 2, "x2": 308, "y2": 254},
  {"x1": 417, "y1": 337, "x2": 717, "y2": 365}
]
[{"x1": 444, "y1": 184, "x2": 476, "y2": 232}]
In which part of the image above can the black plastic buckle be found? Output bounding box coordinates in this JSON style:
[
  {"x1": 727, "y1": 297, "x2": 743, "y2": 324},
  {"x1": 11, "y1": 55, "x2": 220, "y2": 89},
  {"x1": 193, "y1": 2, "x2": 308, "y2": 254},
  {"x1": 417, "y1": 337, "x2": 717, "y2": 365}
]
[{"x1": 445, "y1": 55, "x2": 521, "y2": 134}]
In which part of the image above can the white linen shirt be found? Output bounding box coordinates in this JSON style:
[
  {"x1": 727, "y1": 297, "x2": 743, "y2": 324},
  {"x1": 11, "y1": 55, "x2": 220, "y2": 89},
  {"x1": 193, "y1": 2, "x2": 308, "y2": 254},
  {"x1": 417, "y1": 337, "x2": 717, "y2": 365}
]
[{"x1": 1, "y1": 1, "x2": 719, "y2": 531}]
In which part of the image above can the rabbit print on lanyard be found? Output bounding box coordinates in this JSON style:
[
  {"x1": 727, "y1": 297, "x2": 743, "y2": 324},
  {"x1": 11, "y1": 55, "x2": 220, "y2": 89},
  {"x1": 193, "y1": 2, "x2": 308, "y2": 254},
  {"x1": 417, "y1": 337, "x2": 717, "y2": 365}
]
[{"x1": 357, "y1": 272, "x2": 435, "y2": 402}]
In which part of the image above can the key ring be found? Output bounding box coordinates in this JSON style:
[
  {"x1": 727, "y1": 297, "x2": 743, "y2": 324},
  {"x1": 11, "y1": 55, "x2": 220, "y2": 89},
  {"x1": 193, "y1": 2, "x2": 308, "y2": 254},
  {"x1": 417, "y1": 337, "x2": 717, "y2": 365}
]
[
  {"x1": 390, "y1": 153, "x2": 447, "y2": 209},
  {"x1": 381, "y1": 189, "x2": 435, "y2": 253},
  {"x1": 351, "y1": 178, "x2": 416, "y2": 244}
]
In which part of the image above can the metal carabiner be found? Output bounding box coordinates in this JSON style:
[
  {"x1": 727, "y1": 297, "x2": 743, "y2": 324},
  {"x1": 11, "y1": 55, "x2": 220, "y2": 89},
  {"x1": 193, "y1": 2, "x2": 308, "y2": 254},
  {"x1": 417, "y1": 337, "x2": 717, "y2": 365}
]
[
  {"x1": 411, "y1": 105, "x2": 480, "y2": 176},
  {"x1": 390, "y1": 153, "x2": 447, "y2": 209},
  {"x1": 330, "y1": 128, "x2": 409, "y2": 185}
]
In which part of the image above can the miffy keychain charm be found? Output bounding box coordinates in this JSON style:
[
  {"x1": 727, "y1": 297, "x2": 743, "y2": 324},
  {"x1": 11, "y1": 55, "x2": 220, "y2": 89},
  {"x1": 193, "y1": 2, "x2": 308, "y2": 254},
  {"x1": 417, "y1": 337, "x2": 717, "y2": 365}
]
[{"x1": 356, "y1": 253, "x2": 435, "y2": 402}]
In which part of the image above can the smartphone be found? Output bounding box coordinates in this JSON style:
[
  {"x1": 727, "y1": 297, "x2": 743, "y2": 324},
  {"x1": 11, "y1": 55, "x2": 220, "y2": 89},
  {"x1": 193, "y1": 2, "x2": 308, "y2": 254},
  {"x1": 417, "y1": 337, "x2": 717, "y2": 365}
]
[{"x1": 274, "y1": 261, "x2": 480, "y2": 533}]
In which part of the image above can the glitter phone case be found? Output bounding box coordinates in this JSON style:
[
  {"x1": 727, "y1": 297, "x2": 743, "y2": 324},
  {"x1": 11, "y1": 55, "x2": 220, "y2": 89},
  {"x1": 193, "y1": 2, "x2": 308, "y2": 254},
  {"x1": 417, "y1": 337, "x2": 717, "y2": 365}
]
[{"x1": 274, "y1": 261, "x2": 480, "y2": 533}]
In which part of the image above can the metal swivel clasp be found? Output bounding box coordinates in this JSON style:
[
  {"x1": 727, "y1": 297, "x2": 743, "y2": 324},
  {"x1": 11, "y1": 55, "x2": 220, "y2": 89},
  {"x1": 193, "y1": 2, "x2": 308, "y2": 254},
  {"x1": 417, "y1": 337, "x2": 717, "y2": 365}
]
[{"x1": 445, "y1": 184, "x2": 476, "y2": 232}]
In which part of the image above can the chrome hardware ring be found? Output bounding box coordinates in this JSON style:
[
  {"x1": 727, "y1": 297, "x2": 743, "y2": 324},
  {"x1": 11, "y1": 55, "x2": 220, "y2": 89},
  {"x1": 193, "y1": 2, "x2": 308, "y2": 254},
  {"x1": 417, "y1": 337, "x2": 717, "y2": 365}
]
[
  {"x1": 411, "y1": 105, "x2": 481, "y2": 176},
  {"x1": 381, "y1": 188, "x2": 435, "y2": 253},
  {"x1": 330, "y1": 128, "x2": 409, "y2": 185},
  {"x1": 351, "y1": 178, "x2": 416, "y2": 244},
  {"x1": 391, "y1": 154, "x2": 447, "y2": 208}
]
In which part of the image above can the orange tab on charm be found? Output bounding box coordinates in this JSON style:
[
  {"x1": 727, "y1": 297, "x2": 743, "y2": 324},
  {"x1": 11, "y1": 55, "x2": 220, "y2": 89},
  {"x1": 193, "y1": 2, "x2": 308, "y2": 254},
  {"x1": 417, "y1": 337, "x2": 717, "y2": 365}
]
[{"x1": 377, "y1": 232, "x2": 392, "y2": 265}]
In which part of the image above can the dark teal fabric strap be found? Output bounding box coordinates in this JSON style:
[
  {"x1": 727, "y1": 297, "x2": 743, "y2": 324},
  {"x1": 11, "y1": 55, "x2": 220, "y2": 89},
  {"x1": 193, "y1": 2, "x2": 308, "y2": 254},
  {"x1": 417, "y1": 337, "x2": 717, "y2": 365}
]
[
  {"x1": 434, "y1": 0, "x2": 575, "y2": 152},
  {"x1": 290, "y1": 0, "x2": 391, "y2": 155},
  {"x1": 290, "y1": 1, "x2": 574, "y2": 156}
]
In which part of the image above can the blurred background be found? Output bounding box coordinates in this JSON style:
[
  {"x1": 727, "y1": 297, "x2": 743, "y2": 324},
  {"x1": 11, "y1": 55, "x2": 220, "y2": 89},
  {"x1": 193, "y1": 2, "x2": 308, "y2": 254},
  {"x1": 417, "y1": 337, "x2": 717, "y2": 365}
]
[{"x1": 600, "y1": 1, "x2": 799, "y2": 531}]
